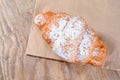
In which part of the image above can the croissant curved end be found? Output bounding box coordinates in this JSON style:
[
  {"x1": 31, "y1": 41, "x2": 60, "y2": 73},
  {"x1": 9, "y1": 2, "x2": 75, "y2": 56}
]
[
  {"x1": 34, "y1": 14, "x2": 46, "y2": 27},
  {"x1": 89, "y1": 40, "x2": 106, "y2": 66}
]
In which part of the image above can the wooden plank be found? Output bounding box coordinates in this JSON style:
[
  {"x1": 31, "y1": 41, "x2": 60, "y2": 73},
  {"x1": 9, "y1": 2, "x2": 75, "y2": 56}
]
[{"x1": 0, "y1": 0, "x2": 120, "y2": 80}]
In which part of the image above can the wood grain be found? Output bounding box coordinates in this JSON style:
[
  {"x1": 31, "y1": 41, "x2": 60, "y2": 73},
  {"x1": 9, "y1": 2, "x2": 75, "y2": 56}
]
[{"x1": 0, "y1": 0, "x2": 120, "y2": 80}]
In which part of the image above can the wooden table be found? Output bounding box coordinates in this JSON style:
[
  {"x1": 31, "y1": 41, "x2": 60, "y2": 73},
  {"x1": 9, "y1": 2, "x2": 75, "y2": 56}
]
[{"x1": 0, "y1": 0, "x2": 120, "y2": 80}]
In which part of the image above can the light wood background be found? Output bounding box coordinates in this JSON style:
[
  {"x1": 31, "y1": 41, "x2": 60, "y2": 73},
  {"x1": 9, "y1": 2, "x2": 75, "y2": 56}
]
[{"x1": 0, "y1": 0, "x2": 120, "y2": 80}]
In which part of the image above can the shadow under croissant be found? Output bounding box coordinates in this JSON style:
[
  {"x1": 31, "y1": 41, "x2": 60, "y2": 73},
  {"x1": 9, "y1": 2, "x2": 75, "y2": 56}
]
[
  {"x1": 97, "y1": 32, "x2": 116, "y2": 56},
  {"x1": 97, "y1": 32, "x2": 118, "y2": 68}
]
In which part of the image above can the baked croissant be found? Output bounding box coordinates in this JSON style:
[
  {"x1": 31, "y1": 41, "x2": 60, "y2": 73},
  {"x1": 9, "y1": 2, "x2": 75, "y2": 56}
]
[{"x1": 34, "y1": 11, "x2": 106, "y2": 66}]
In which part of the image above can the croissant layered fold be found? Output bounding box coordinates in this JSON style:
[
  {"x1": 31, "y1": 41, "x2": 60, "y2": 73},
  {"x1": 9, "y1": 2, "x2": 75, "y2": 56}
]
[{"x1": 34, "y1": 11, "x2": 106, "y2": 66}]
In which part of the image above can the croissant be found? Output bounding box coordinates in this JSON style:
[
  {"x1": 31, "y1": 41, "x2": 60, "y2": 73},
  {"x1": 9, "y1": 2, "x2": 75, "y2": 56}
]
[{"x1": 34, "y1": 11, "x2": 106, "y2": 66}]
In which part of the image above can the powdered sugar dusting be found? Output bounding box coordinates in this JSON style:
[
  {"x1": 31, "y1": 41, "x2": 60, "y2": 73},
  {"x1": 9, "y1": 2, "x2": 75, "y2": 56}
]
[
  {"x1": 49, "y1": 16, "x2": 85, "y2": 59},
  {"x1": 77, "y1": 28, "x2": 96, "y2": 61},
  {"x1": 49, "y1": 18, "x2": 67, "y2": 42},
  {"x1": 93, "y1": 48, "x2": 99, "y2": 56}
]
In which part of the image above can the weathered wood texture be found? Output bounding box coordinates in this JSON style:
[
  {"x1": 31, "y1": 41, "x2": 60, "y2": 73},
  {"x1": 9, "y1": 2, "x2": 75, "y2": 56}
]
[{"x1": 0, "y1": 0, "x2": 120, "y2": 80}]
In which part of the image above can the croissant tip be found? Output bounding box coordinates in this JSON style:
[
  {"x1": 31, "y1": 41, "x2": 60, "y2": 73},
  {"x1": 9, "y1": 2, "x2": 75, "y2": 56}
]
[{"x1": 34, "y1": 13, "x2": 46, "y2": 27}]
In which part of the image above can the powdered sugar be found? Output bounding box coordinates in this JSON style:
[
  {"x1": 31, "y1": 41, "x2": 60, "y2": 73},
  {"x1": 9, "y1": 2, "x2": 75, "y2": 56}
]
[
  {"x1": 93, "y1": 48, "x2": 99, "y2": 56},
  {"x1": 49, "y1": 18, "x2": 67, "y2": 42},
  {"x1": 77, "y1": 28, "x2": 95, "y2": 61},
  {"x1": 49, "y1": 16, "x2": 85, "y2": 59}
]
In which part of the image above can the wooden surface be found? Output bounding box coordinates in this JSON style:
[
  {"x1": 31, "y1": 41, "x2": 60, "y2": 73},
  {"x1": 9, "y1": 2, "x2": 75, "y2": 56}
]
[{"x1": 0, "y1": 0, "x2": 120, "y2": 80}]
